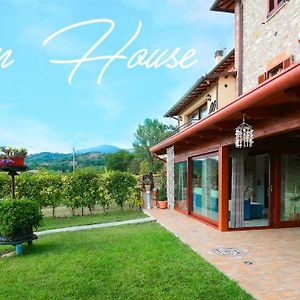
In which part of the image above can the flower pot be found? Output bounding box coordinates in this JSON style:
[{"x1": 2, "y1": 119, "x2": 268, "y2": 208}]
[
  {"x1": 11, "y1": 157, "x2": 25, "y2": 167},
  {"x1": 145, "y1": 184, "x2": 151, "y2": 192},
  {"x1": 158, "y1": 200, "x2": 168, "y2": 209},
  {"x1": 153, "y1": 200, "x2": 157, "y2": 208}
]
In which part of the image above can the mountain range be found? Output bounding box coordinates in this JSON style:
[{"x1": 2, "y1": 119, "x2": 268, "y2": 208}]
[{"x1": 25, "y1": 145, "x2": 133, "y2": 172}]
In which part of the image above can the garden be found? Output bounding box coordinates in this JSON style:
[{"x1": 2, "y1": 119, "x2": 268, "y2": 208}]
[{"x1": 0, "y1": 146, "x2": 252, "y2": 299}]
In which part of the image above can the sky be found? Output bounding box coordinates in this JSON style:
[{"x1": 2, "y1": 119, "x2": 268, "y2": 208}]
[{"x1": 0, "y1": 0, "x2": 233, "y2": 153}]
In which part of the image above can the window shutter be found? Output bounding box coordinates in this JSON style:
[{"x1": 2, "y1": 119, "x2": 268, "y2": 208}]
[
  {"x1": 283, "y1": 56, "x2": 293, "y2": 69},
  {"x1": 258, "y1": 73, "x2": 266, "y2": 84}
]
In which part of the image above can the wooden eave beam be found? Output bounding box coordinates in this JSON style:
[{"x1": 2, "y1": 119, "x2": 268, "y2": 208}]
[
  {"x1": 206, "y1": 71, "x2": 237, "y2": 80},
  {"x1": 284, "y1": 87, "x2": 300, "y2": 102}
]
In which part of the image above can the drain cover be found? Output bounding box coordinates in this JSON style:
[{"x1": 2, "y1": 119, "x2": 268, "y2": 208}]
[{"x1": 212, "y1": 247, "x2": 245, "y2": 257}]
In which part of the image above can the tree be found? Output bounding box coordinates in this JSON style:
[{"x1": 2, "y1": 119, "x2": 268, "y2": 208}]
[
  {"x1": 133, "y1": 118, "x2": 176, "y2": 173},
  {"x1": 96, "y1": 173, "x2": 114, "y2": 213},
  {"x1": 105, "y1": 171, "x2": 137, "y2": 209},
  {"x1": 63, "y1": 168, "x2": 99, "y2": 216},
  {"x1": 39, "y1": 172, "x2": 63, "y2": 217},
  {"x1": 104, "y1": 150, "x2": 134, "y2": 172}
]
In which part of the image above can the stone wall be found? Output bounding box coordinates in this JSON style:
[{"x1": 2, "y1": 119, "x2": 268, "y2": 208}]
[{"x1": 242, "y1": 0, "x2": 300, "y2": 93}]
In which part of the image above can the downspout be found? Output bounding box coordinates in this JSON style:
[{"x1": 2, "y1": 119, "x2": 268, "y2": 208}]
[
  {"x1": 237, "y1": 0, "x2": 244, "y2": 96},
  {"x1": 152, "y1": 152, "x2": 167, "y2": 163},
  {"x1": 171, "y1": 116, "x2": 180, "y2": 127}
]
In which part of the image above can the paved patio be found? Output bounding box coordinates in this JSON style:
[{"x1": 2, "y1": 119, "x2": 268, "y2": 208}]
[{"x1": 146, "y1": 209, "x2": 300, "y2": 300}]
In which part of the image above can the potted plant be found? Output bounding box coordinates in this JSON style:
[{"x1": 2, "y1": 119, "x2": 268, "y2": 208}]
[
  {"x1": 157, "y1": 176, "x2": 168, "y2": 209},
  {"x1": 0, "y1": 146, "x2": 28, "y2": 167},
  {"x1": 289, "y1": 196, "x2": 300, "y2": 221},
  {"x1": 144, "y1": 177, "x2": 152, "y2": 192},
  {"x1": 0, "y1": 198, "x2": 42, "y2": 244}
]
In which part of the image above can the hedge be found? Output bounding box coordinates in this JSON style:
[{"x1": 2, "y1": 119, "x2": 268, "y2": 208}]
[{"x1": 0, "y1": 170, "x2": 141, "y2": 216}]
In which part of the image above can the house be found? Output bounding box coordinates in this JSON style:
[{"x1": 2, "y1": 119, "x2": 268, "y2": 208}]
[{"x1": 150, "y1": 0, "x2": 300, "y2": 231}]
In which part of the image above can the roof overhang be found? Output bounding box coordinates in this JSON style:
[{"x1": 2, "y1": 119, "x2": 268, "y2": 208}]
[
  {"x1": 151, "y1": 62, "x2": 300, "y2": 155},
  {"x1": 210, "y1": 0, "x2": 235, "y2": 13},
  {"x1": 164, "y1": 49, "x2": 235, "y2": 118}
]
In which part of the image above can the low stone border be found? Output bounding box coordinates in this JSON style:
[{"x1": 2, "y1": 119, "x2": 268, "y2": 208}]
[{"x1": 35, "y1": 216, "x2": 155, "y2": 236}]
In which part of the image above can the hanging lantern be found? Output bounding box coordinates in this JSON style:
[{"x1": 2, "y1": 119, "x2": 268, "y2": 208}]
[{"x1": 235, "y1": 115, "x2": 254, "y2": 148}]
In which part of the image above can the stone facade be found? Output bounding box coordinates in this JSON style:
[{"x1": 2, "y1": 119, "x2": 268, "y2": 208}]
[
  {"x1": 166, "y1": 146, "x2": 175, "y2": 209},
  {"x1": 242, "y1": 0, "x2": 300, "y2": 93}
]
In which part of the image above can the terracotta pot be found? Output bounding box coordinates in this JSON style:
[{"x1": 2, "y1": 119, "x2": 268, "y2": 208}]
[
  {"x1": 153, "y1": 200, "x2": 157, "y2": 208},
  {"x1": 158, "y1": 200, "x2": 168, "y2": 209}
]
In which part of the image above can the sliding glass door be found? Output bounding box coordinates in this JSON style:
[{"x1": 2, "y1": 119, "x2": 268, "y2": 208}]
[
  {"x1": 229, "y1": 151, "x2": 270, "y2": 228},
  {"x1": 281, "y1": 154, "x2": 300, "y2": 222},
  {"x1": 191, "y1": 154, "x2": 219, "y2": 222}
]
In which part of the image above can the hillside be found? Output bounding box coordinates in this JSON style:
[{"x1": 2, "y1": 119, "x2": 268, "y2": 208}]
[{"x1": 26, "y1": 152, "x2": 105, "y2": 172}]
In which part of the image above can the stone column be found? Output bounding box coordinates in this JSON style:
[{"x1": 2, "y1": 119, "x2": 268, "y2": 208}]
[{"x1": 167, "y1": 146, "x2": 175, "y2": 209}]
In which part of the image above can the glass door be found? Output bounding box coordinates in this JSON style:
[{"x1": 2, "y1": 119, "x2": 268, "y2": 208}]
[
  {"x1": 281, "y1": 154, "x2": 300, "y2": 222},
  {"x1": 191, "y1": 154, "x2": 219, "y2": 223},
  {"x1": 229, "y1": 151, "x2": 270, "y2": 228}
]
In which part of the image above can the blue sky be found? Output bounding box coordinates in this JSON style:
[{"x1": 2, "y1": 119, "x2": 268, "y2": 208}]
[{"x1": 0, "y1": 0, "x2": 233, "y2": 153}]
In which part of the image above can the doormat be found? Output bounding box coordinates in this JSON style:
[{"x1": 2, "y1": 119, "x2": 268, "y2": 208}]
[{"x1": 211, "y1": 247, "x2": 246, "y2": 258}]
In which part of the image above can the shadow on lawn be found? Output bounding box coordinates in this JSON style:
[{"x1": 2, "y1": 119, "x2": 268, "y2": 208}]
[{"x1": 22, "y1": 241, "x2": 64, "y2": 256}]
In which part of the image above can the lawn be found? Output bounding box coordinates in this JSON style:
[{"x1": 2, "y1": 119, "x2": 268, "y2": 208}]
[
  {"x1": 0, "y1": 223, "x2": 252, "y2": 300},
  {"x1": 39, "y1": 209, "x2": 146, "y2": 231}
]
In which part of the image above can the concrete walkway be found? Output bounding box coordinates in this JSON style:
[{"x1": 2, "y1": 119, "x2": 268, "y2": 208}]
[
  {"x1": 146, "y1": 208, "x2": 300, "y2": 300},
  {"x1": 36, "y1": 216, "x2": 155, "y2": 236}
]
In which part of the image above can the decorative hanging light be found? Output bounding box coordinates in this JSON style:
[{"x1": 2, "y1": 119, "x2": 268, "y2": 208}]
[{"x1": 235, "y1": 114, "x2": 254, "y2": 148}]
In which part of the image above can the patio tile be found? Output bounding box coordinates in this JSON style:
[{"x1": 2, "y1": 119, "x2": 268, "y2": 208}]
[{"x1": 146, "y1": 209, "x2": 300, "y2": 300}]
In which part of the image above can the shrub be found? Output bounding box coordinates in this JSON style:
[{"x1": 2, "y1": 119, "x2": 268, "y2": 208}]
[
  {"x1": 0, "y1": 173, "x2": 10, "y2": 199},
  {"x1": 0, "y1": 198, "x2": 43, "y2": 238},
  {"x1": 127, "y1": 184, "x2": 143, "y2": 209},
  {"x1": 16, "y1": 173, "x2": 43, "y2": 206}
]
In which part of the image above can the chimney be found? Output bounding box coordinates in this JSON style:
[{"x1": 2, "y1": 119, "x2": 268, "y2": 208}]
[{"x1": 215, "y1": 49, "x2": 224, "y2": 64}]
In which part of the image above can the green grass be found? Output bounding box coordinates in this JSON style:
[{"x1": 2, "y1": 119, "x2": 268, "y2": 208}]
[
  {"x1": 39, "y1": 209, "x2": 146, "y2": 231},
  {"x1": 0, "y1": 223, "x2": 252, "y2": 300}
]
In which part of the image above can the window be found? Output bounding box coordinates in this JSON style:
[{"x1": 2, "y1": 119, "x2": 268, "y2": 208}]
[
  {"x1": 200, "y1": 103, "x2": 208, "y2": 119},
  {"x1": 188, "y1": 109, "x2": 199, "y2": 121},
  {"x1": 257, "y1": 56, "x2": 293, "y2": 84},
  {"x1": 281, "y1": 154, "x2": 300, "y2": 222},
  {"x1": 268, "y1": 0, "x2": 285, "y2": 16},
  {"x1": 188, "y1": 103, "x2": 208, "y2": 123},
  {"x1": 267, "y1": 63, "x2": 284, "y2": 78}
]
